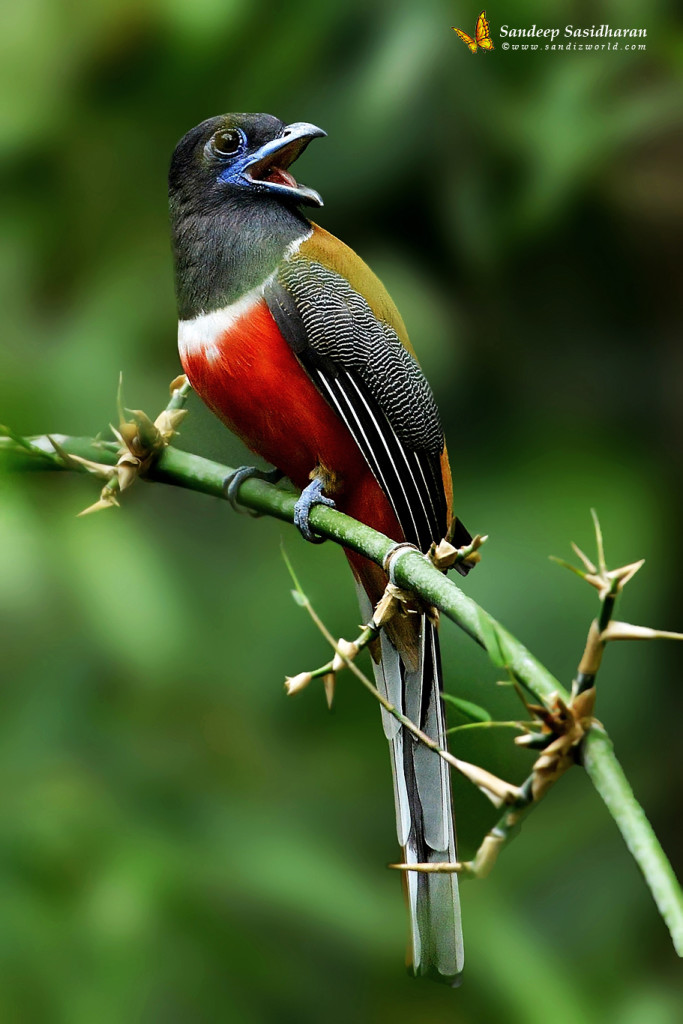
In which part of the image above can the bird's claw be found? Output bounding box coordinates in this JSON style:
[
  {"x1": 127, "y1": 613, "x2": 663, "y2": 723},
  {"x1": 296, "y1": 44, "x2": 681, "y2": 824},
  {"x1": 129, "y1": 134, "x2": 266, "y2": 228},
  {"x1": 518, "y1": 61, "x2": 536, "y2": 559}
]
[
  {"x1": 223, "y1": 465, "x2": 283, "y2": 517},
  {"x1": 294, "y1": 477, "x2": 336, "y2": 544}
]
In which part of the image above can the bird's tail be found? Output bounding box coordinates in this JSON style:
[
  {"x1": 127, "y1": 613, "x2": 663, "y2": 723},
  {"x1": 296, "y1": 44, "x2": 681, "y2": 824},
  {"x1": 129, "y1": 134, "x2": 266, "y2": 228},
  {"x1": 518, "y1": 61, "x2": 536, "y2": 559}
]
[{"x1": 356, "y1": 584, "x2": 464, "y2": 984}]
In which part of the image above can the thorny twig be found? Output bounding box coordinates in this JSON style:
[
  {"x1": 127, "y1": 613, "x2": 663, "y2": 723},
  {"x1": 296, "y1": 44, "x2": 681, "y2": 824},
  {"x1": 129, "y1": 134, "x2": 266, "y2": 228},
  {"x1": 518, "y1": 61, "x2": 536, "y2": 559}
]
[
  {"x1": 45, "y1": 375, "x2": 192, "y2": 515},
  {"x1": 282, "y1": 546, "x2": 522, "y2": 807},
  {"x1": 2, "y1": 382, "x2": 682, "y2": 954},
  {"x1": 283, "y1": 514, "x2": 683, "y2": 895}
]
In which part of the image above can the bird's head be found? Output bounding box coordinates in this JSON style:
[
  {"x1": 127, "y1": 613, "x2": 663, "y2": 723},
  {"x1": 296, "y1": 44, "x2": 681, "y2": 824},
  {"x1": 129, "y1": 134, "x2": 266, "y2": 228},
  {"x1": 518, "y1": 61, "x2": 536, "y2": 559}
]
[{"x1": 169, "y1": 113, "x2": 326, "y2": 212}]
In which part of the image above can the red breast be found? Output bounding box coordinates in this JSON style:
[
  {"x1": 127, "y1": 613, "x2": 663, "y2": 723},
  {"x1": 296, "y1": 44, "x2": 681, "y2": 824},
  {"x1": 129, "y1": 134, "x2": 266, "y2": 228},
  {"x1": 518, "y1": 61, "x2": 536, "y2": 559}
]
[{"x1": 179, "y1": 294, "x2": 404, "y2": 584}]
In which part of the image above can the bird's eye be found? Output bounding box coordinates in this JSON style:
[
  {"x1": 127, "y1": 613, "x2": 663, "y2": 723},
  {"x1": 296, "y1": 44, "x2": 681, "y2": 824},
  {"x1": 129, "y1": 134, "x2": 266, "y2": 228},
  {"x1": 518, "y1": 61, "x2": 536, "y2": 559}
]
[{"x1": 212, "y1": 128, "x2": 245, "y2": 157}]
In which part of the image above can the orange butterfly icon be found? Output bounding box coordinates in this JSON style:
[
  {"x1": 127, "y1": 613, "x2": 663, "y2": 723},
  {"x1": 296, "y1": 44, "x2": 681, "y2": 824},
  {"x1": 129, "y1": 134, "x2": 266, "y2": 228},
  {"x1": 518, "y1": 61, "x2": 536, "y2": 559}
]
[{"x1": 452, "y1": 10, "x2": 495, "y2": 52}]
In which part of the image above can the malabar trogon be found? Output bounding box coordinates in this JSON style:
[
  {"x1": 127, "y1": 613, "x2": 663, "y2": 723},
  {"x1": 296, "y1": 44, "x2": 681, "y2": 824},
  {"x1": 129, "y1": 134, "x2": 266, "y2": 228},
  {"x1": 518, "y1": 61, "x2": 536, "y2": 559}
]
[{"x1": 169, "y1": 113, "x2": 472, "y2": 984}]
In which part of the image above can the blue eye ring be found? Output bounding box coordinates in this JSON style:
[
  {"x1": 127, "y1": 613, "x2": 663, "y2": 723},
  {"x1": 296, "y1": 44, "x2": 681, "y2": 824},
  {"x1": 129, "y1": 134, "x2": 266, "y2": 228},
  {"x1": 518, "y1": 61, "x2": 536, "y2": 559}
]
[{"x1": 211, "y1": 127, "x2": 246, "y2": 158}]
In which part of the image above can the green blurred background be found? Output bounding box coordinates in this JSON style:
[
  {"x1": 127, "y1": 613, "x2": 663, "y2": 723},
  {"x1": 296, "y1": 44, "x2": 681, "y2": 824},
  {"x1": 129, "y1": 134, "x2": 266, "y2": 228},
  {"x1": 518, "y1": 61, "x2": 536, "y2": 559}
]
[{"x1": 1, "y1": 0, "x2": 681, "y2": 1020}]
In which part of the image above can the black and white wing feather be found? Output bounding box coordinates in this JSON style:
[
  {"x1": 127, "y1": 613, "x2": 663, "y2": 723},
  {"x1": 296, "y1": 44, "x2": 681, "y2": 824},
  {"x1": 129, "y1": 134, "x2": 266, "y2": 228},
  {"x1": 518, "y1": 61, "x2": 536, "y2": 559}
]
[{"x1": 264, "y1": 257, "x2": 466, "y2": 554}]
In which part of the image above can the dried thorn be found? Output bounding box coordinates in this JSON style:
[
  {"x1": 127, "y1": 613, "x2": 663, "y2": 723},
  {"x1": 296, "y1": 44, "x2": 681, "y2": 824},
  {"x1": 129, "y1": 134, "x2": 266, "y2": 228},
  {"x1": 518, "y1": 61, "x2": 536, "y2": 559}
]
[
  {"x1": 169, "y1": 373, "x2": 189, "y2": 395},
  {"x1": 584, "y1": 573, "x2": 611, "y2": 598},
  {"x1": 428, "y1": 532, "x2": 488, "y2": 571},
  {"x1": 284, "y1": 671, "x2": 313, "y2": 696},
  {"x1": 154, "y1": 407, "x2": 188, "y2": 442},
  {"x1": 515, "y1": 732, "x2": 554, "y2": 750},
  {"x1": 323, "y1": 673, "x2": 336, "y2": 709},
  {"x1": 77, "y1": 493, "x2": 120, "y2": 516},
  {"x1": 372, "y1": 583, "x2": 421, "y2": 628},
  {"x1": 117, "y1": 457, "x2": 142, "y2": 492},
  {"x1": 446, "y1": 755, "x2": 523, "y2": 807},
  {"x1": 601, "y1": 622, "x2": 683, "y2": 643},
  {"x1": 571, "y1": 541, "x2": 598, "y2": 575},
  {"x1": 48, "y1": 437, "x2": 113, "y2": 479},
  {"x1": 607, "y1": 559, "x2": 645, "y2": 589},
  {"x1": 331, "y1": 638, "x2": 360, "y2": 673}
]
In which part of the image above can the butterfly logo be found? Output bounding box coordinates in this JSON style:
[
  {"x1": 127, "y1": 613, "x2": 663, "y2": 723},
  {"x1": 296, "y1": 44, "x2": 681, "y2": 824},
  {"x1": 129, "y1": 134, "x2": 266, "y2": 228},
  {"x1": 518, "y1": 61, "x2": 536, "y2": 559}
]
[{"x1": 452, "y1": 10, "x2": 495, "y2": 53}]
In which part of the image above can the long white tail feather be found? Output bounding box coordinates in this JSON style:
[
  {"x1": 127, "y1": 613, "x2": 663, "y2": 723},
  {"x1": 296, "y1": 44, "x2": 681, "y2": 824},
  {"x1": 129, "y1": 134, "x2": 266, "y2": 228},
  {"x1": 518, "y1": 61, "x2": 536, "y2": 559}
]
[
  {"x1": 354, "y1": 582, "x2": 464, "y2": 983},
  {"x1": 378, "y1": 632, "x2": 403, "y2": 740},
  {"x1": 389, "y1": 732, "x2": 411, "y2": 848}
]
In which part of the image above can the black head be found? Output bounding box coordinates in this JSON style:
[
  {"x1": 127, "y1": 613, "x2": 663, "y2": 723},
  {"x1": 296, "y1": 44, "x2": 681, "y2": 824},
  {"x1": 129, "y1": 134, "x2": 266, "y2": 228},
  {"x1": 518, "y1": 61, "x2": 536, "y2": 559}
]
[{"x1": 169, "y1": 113, "x2": 326, "y2": 213}]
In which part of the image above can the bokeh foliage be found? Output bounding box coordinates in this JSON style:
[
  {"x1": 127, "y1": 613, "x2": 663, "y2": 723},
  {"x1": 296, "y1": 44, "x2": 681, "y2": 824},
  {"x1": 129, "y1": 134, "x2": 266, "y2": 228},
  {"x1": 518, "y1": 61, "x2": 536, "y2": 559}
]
[{"x1": 1, "y1": 0, "x2": 681, "y2": 1020}]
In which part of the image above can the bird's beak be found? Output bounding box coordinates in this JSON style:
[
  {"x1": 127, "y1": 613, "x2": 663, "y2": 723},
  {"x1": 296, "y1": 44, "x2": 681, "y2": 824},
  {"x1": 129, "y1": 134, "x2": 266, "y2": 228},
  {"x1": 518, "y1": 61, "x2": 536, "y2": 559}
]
[{"x1": 241, "y1": 122, "x2": 326, "y2": 207}]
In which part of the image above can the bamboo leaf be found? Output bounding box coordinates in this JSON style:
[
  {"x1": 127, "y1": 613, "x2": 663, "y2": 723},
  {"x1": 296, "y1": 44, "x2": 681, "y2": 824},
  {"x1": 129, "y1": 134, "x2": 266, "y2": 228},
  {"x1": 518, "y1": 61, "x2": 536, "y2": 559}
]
[{"x1": 442, "y1": 693, "x2": 492, "y2": 722}]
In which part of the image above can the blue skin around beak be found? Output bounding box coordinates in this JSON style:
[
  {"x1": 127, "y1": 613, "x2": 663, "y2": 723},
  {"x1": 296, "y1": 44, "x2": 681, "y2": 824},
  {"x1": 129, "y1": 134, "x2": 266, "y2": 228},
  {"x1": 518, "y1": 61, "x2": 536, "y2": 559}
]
[{"x1": 218, "y1": 122, "x2": 326, "y2": 207}]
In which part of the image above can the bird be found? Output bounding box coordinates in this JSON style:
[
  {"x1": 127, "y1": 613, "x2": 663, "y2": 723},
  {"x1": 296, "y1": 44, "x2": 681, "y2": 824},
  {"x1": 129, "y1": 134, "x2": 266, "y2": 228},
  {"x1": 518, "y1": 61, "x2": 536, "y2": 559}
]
[{"x1": 168, "y1": 113, "x2": 472, "y2": 984}]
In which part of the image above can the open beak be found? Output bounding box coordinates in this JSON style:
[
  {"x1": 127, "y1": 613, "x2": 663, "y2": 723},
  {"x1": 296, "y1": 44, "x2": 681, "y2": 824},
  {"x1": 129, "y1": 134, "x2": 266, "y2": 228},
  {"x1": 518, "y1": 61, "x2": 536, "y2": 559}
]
[{"x1": 242, "y1": 122, "x2": 326, "y2": 207}]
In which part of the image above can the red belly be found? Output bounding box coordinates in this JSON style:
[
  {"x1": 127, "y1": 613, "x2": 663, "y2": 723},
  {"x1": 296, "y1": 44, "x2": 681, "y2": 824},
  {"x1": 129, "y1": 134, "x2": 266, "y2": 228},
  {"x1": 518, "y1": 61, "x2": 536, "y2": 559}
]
[{"x1": 180, "y1": 299, "x2": 404, "y2": 575}]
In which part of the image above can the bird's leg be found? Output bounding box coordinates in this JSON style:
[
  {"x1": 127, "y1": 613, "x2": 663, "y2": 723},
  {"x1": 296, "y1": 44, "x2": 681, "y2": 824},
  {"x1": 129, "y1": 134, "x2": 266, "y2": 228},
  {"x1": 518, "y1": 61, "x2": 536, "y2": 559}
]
[
  {"x1": 294, "y1": 470, "x2": 336, "y2": 544},
  {"x1": 223, "y1": 465, "x2": 283, "y2": 517}
]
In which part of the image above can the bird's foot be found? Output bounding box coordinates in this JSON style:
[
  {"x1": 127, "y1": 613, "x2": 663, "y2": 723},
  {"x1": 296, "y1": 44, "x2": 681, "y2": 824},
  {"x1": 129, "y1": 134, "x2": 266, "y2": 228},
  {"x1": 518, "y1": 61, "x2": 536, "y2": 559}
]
[
  {"x1": 294, "y1": 477, "x2": 336, "y2": 544},
  {"x1": 223, "y1": 465, "x2": 283, "y2": 517}
]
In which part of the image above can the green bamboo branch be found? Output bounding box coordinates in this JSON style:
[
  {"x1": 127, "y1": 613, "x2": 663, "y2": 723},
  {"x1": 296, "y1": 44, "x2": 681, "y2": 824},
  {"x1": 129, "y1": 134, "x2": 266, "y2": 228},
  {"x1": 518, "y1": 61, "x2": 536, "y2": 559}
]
[
  {"x1": 1, "y1": 431, "x2": 681, "y2": 955},
  {"x1": 282, "y1": 548, "x2": 524, "y2": 808}
]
